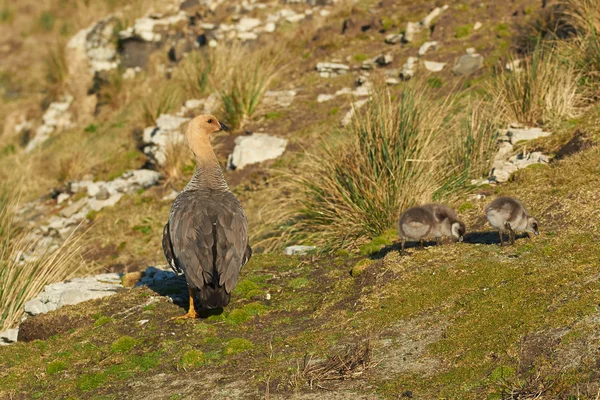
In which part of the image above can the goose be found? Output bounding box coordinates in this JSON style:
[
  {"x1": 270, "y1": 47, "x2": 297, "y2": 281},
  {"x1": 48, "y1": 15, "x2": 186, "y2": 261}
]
[
  {"x1": 162, "y1": 114, "x2": 252, "y2": 319},
  {"x1": 398, "y1": 205, "x2": 465, "y2": 252},
  {"x1": 486, "y1": 196, "x2": 539, "y2": 246}
]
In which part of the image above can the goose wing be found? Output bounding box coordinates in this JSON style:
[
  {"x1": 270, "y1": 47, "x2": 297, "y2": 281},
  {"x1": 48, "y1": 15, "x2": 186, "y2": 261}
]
[{"x1": 165, "y1": 190, "x2": 250, "y2": 292}]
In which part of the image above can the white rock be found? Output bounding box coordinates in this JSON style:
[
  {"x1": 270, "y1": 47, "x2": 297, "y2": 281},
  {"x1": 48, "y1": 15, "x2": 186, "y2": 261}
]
[
  {"x1": 505, "y1": 59, "x2": 523, "y2": 72},
  {"x1": 421, "y1": 5, "x2": 448, "y2": 27},
  {"x1": 284, "y1": 245, "x2": 316, "y2": 255},
  {"x1": 403, "y1": 22, "x2": 421, "y2": 43},
  {"x1": 264, "y1": 22, "x2": 276, "y2": 33},
  {"x1": 423, "y1": 61, "x2": 446, "y2": 72},
  {"x1": 0, "y1": 328, "x2": 19, "y2": 344},
  {"x1": 317, "y1": 94, "x2": 335, "y2": 103},
  {"x1": 237, "y1": 31, "x2": 258, "y2": 41},
  {"x1": 474, "y1": 21, "x2": 482, "y2": 30},
  {"x1": 385, "y1": 34, "x2": 402, "y2": 44},
  {"x1": 507, "y1": 127, "x2": 552, "y2": 144},
  {"x1": 138, "y1": 319, "x2": 149, "y2": 325},
  {"x1": 341, "y1": 99, "x2": 369, "y2": 126},
  {"x1": 228, "y1": 134, "x2": 288, "y2": 170},
  {"x1": 319, "y1": 9, "x2": 331, "y2": 17},
  {"x1": 375, "y1": 53, "x2": 394, "y2": 66},
  {"x1": 418, "y1": 41, "x2": 439, "y2": 56},
  {"x1": 401, "y1": 57, "x2": 418, "y2": 79},
  {"x1": 57, "y1": 289, "x2": 117, "y2": 308},
  {"x1": 86, "y1": 182, "x2": 102, "y2": 198},
  {"x1": 237, "y1": 17, "x2": 261, "y2": 32},
  {"x1": 120, "y1": 12, "x2": 188, "y2": 42},
  {"x1": 57, "y1": 193, "x2": 70, "y2": 204},
  {"x1": 24, "y1": 298, "x2": 49, "y2": 316}
]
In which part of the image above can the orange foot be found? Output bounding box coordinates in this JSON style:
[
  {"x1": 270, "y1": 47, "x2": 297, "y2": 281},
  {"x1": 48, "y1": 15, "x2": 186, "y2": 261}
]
[{"x1": 169, "y1": 309, "x2": 198, "y2": 321}]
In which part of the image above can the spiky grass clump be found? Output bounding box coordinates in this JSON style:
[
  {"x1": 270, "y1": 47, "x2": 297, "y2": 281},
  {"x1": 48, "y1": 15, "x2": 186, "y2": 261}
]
[
  {"x1": 217, "y1": 44, "x2": 282, "y2": 129},
  {"x1": 0, "y1": 191, "x2": 85, "y2": 331},
  {"x1": 491, "y1": 46, "x2": 582, "y2": 127},
  {"x1": 281, "y1": 82, "x2": 451, "y2": 248},
  {"x1": 438, "y1": 101, "x2": 501, "y2": 196},
  {"x1": 139, "y1": 85, "x2": 182, "y2": 127},
  {"x1": 560, "y1": 0, "x2": 600, "y2": 85}
]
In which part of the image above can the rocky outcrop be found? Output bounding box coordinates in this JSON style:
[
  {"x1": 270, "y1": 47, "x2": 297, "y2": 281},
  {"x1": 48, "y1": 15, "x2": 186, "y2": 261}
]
[
  {"x1": 316, "y1": 62, "x2": 350, "y2": 78},
  {"x1": 25, "y1": 95, "x2": 74, "y2": 153},
  {"x1": 0, "y1": 265, "x2": 180, "y2": 345},
  {"x1": 473, "y1": 125, "x2": 552, "y2": 185}
]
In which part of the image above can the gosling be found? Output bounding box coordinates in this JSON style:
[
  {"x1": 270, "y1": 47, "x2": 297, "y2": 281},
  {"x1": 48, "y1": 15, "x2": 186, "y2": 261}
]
[
  {"x1": 398, "y1": 205, "x2": 466, "y2": 252},
  {"x1": 486, "y1": 196, "x2": 539, "y2": 246}
]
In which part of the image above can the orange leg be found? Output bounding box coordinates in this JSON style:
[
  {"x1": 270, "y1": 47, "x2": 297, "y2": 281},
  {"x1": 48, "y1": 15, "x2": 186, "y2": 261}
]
[{"x1": 169, "y1": 287, "x2": 198, "y2": 320}]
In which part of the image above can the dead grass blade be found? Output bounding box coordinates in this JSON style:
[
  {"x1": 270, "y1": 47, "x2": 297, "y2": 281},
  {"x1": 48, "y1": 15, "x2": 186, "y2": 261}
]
[{"x1": 291, "y1": 340, "x2": 375, "y2": 391}]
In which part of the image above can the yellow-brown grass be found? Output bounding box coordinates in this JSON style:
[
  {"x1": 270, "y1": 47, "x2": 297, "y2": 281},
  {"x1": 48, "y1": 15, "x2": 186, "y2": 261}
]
[
  {"x1": 490, "y1": 46, "x2": 582, "y2": 127},
  {"x1": 0, "y1": 191, "x2": 87, "y2": 331}
]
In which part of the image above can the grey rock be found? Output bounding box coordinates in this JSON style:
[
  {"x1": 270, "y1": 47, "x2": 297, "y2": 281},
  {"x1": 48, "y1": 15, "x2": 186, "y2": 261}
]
[
  {"x1": 284, "y1": 245, "x2": 317, "y2": 255},
  {"x1": 228, "y1": 133, "x2": 288, "y2": 170},
  {"x1": 24, "y1": 298, "x2": 48, "y2": 316},
  {"x1": 95, "y1": 187, "x2": 110, "y2": 200},
  {"x1": 57, "y1": 289, "x2": 117, "y2": 308},
  {"x1": 452, "y1": 53, "x2": 484, "y2": 76}
]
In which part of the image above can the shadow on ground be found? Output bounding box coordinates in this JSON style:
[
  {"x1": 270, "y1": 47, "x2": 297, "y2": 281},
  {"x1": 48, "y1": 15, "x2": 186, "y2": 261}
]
[
  {"x1": 370, "y1": 231, "x2": 530, "y2": 259},
  {"x1": 138, "y1": 269, "x2": 225, "y2": 318}
]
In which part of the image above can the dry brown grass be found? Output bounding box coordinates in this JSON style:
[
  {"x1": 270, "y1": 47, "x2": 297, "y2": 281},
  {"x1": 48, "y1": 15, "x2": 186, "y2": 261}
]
[
  {"x1": 160, "y1": 134, "x2": 192, "y2": 185},
  {"x1": 175, "y1": 42, "x2": 286, "y2": 129},
  {"x1": 490, "y1": 46, "x2": 583, "y2": 127},
  {"x1": 0, "y1": 190, "x2": 87, "y2": 331},
  {"x1": 289, "y1": 340, "x2": 375, "y2": 390}
]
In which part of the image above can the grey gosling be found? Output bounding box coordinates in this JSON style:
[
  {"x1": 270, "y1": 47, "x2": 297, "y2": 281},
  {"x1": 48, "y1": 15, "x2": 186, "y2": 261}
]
[
  {"x1": 398, "y1": 204, "x2": 466, "y2": 252},
  {"x1": 486, "y1": 196, "x2": 539, "y2": 246},
  {"x1": 162, "y1": 114, "x2": 252, "y2": 320}
]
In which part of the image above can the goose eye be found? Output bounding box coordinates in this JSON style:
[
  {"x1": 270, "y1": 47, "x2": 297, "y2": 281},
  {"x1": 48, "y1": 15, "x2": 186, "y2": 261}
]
[{"x1": 207, "y1": 119, "x2": 213, "y2": 123}]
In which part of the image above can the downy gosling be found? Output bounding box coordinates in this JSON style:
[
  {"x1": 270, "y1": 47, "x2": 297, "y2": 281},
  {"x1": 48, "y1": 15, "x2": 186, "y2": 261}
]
[
  {"x1": 398, "y1": 204, "x2": 465, "y2": 252},
  {"x1": 486, "y1": 196, "x2": 539, "y2": 246}
]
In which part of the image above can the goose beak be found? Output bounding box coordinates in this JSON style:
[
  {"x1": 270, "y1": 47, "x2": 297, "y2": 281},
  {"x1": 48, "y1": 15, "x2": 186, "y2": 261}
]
[{"x1": 219, "y1": 121, "x2": 230, "y2": 132}]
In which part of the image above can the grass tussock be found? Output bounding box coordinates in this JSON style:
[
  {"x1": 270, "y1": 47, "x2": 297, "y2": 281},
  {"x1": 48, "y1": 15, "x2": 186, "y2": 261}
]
[
  {"x1": 560, "y1": 0, "x2": 600, "y2": 85},
  {"x1": 139, "y1": 85, "x2": 182, "y2": 127},
  {"x1": 160, "y1": 135, "x2": 191, "y2": 185},
  {"x1": 491, "y1": 46, "x2": 582, "y2": 127},
  {"x1": 269, "y1": 82, "x2": 453, "y2": 249},
  {"x1": 175, "y1": 43, "x2": 284, "y2": 129},
  {"x1": 0, "y1": 190, "x2": 86, "y2": 331},
  {"x1": 439, "y1": 100, "x2": 502, "y2": 195},
  {"x1": 45, "y1": 42, "x2": 69, "y2": 101}
]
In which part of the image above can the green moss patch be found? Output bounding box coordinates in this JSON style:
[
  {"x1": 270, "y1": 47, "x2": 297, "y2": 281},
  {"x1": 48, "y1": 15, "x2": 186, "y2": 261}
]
[
  {"x1": 110, "y1": 336, "x2": 136, "y2": 354},
  {"x1": 225, "y1": 338, "x2": 253, "y2": 355}
]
